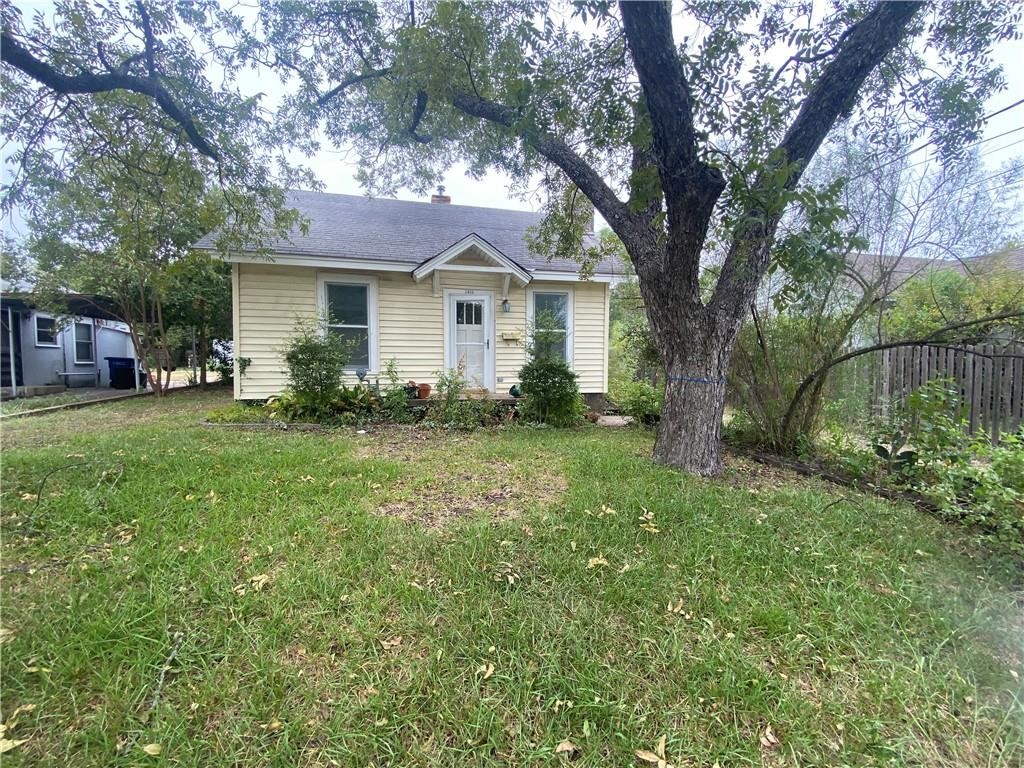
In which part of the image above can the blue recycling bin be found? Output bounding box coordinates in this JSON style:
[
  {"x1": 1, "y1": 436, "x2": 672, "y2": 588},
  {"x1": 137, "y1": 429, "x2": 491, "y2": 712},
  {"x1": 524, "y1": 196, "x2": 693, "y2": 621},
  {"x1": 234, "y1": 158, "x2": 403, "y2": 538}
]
[{"x1": 105, "y1": 357, "x2": 145, "y2": 389}]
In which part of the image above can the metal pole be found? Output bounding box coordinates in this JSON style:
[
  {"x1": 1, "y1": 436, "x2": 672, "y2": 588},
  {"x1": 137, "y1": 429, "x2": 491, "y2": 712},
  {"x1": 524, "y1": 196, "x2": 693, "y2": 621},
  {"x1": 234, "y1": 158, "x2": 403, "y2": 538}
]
[
  {"x1": 191, "y1": 325, "x2": 197, "y2": 387},
  {"x1": 6, "y1": 306, "x2": 17, "y2": 399},
  {"x1": 132, "y1": 330, "x2": 141, "y2": 393}
]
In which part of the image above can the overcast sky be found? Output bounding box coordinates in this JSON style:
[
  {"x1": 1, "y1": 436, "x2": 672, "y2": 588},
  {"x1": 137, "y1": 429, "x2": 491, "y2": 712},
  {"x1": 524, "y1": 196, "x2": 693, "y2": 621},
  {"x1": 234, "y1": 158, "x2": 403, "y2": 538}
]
[{"x1": 3, "y1": 0, "x2": 1022, "y2": 232}]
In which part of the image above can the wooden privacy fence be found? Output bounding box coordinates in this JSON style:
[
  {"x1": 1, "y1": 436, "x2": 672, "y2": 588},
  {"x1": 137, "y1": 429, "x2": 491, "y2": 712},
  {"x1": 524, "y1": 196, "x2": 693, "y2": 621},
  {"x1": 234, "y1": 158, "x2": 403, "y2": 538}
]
[{"x1": 874, "y1": 343, "x2": 1024, "y2": 441}]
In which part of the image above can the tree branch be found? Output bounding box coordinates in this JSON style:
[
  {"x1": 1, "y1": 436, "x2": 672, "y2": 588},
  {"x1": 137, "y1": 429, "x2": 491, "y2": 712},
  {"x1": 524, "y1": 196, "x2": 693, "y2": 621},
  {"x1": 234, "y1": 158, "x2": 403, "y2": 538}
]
[
  {"x1": 618, "y1": 1, "x2": 697, "y2": 178},
  {"x1": 408, "y1": 89, "x2": 431, "y2": 143},
  {"x1": 134, "y1": 0, "x2": 158, "y2": 78},
  {"x1": 0, "y1": 31, "x2": 219, "y2": 160},
  {"x1": 450, "y1": 90, "x2": 635, "y2": 245},
  {"x1": 316, "y1": 68, "x2": 391, "y2": 107},
  {"x1": 711, "y1": 1, "x2": 924, "y2": 321},
  {"x1": 777, "y1": 2, "x2": 923, "y2": 167}
]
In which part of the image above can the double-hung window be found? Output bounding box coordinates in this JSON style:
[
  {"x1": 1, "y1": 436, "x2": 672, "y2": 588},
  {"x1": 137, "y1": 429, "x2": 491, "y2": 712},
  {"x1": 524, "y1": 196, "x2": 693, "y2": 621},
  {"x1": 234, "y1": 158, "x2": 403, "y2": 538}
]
[
  {"x1": 35, "y1": 315, "x2": 58, "y2": 347},
  {"x1": 74, "y1": 322, "x2": 95, "y2": 364},
  {"x1": 321, "y1": 276, "x2": 377, "y2": 371},
  {"x1": 529, "y1": 290, "x2": 572, "y2": 364}
]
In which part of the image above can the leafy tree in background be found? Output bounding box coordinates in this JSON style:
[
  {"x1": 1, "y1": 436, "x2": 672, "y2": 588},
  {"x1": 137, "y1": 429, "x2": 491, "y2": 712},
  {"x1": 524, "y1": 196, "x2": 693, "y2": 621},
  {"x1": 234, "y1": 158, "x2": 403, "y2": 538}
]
[
  {"x1": 24, "y1": 128, "x2": 220, "y2": 394},
  {"x1": 731, "y1": 135, "x2": 1023, "y2": 450},
  {"x1": 164, "y1": 254, "x2": 233, "y2": 386},
  {"x1": 884, "y1": 266, "x2": 1024, "y2": 342},
  {"x1": 3, "y1": 1, "x2": 1020, "y2": 473},
  {"x1": 1, "y1": 0, "x2": 305, "y2": 245}
]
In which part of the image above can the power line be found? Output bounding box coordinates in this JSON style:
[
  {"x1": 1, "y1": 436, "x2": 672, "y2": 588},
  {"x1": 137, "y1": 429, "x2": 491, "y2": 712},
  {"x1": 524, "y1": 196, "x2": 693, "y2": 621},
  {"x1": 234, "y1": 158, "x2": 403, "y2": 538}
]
[
  {"x1": 846, "y1": 97, "x2": 1024, "y2": 181},
  {"x1": 896, "y1": 125, "x2": 1024, "y2": 173}
]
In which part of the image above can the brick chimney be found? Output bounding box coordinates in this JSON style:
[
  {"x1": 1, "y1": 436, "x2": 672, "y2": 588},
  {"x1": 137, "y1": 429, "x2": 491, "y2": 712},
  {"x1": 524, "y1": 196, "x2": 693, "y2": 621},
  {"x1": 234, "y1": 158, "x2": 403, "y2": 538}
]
[{"x1": 430, "y1": 185, "x2": 451, "y2": 204}]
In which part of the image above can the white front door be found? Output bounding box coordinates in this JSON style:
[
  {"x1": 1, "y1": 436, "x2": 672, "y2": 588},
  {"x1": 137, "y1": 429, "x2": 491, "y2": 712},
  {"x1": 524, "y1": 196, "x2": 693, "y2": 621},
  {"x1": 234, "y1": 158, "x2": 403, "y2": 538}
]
[{"x1": 446, "y1": 292, "x2": 493, "y2": 390}]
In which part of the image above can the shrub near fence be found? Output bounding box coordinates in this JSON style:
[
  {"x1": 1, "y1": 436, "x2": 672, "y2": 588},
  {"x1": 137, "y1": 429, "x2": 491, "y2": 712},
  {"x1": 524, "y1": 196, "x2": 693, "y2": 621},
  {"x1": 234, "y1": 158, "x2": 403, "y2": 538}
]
[{"x1": 874, "y1": 343, "x2": 1024, "y2": 441}]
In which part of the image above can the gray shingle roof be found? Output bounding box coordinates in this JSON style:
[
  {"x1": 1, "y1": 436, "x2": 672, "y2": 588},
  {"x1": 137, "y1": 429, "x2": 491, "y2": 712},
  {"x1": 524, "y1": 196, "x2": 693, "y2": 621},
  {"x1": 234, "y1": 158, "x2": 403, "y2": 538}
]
[{"x1": 195, "y1": 190, "x2": 623, "y2": 276}]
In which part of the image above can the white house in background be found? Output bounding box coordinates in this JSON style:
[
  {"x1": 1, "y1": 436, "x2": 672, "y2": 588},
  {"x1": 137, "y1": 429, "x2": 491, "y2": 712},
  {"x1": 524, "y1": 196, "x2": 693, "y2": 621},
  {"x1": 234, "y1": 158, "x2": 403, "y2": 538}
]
[
  {"x1": 194, "y1": 191, "x2": 625, "y2": 401},
  {"x1": 1, "y1": 293, "x2": 138, "y2": 397}
]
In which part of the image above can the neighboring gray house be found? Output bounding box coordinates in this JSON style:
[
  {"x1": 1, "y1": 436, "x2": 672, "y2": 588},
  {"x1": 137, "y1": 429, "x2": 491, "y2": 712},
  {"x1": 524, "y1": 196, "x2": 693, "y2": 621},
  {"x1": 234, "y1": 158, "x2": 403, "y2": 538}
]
[{"x1": 1, "y1": 294, "x2": 138, "y2": 397}]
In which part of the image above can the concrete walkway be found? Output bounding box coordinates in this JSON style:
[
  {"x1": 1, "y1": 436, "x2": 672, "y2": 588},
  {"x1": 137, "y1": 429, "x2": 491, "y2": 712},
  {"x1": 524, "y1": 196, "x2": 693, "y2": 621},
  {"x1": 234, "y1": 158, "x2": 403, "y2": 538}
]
[{"x1": 596, "y1": 414, "x2": 633, "y2": 427}]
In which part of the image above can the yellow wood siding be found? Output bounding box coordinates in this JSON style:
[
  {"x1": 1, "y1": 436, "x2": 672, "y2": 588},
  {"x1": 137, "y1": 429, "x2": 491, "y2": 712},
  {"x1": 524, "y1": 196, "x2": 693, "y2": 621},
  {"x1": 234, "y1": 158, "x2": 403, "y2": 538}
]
[
  {"x1": 234, "y1": 262, "x2": 608, "y2": 399},
  {"x1": 236, "y1": 263, "x2": 317, "y2": 400}
]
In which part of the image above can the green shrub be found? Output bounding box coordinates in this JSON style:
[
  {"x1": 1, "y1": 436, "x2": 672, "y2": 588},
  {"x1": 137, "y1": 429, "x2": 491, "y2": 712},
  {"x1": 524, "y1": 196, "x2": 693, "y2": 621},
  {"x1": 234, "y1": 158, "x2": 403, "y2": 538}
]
[
  {"x1": 614, "y1": 380, "x2": 662, "y2": 426},
  {"x1": 518, "y1": 357, "x2": 584, "y2": 427},
  {"x1": 267, "y1": 384, "x2": 378, "y2": 424},
  {"x1": 281, "y1": 319, "x2": 354, "y2": 407},
  {"x1": 379, "y1": 358, "x2": 414, "y2": 424},
  {"x1": 824, "y1": 378, "x2": 1023, "y2": 554},
  {"x1": 208, "y1": 343, "x2": 249, "y2": 386},
  {"x1": 425, "y1": 368, "x2": 478, "y2": 429}
]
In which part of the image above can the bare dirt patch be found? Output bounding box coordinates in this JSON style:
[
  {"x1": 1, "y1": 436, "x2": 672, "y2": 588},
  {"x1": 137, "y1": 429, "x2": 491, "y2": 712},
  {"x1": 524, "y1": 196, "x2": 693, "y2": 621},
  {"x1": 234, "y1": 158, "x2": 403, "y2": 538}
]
[{"x1": 356, "y1": 427, "x2": 568, "y2": 528}]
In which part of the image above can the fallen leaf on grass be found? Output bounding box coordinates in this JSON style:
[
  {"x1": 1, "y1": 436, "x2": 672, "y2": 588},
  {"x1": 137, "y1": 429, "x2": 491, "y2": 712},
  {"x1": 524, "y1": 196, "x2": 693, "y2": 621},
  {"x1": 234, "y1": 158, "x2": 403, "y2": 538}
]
[
  {"x1": 635, "y1": 735, "x2": 674, "y2": 767},
  {"x1": 141, "y1": 742, "x2": 162, "y2": 756},
  {"x1": 0, "y1": 627, "x2": 15, "y2": 645},
  {"x1": 759, "y1": 724, "x2": 780, "y2": 750},
  {"x1": 249, "y1": 573, "x2": 271, "y2": 591},
  {"x1": 666, "y1": 600, "x2": 693, "y2": 619},
  {"x1": 115, "y1": 524, "x2": 139, "y2": 545},
  {"x1": 1, "y1": 703, "x2": 37, "y2": 736},
  {"x1": 586, "y1": 557, "x2": 609, "y2": 569},
  {"x1": 20, "y1": 493, "x2": 37, "y2": 502},
  {"x1": 555, "y1": 739, "x2": 578, "y2": 756},
  {"x1": 0, "y1": 738, "x2": 29, "y2": 754},
  {"x1": 638, "y1": 509, "x2": 660, "y2": 534},
  {"x1": 260, "y1": 719, "x2": 283, "y2": 733},
  {"x1": 477, "y1": 662, "x2": 495, "y2": 680},
  {"x1": 379, "y1": 635, "x2": 403, "y2": 650}
]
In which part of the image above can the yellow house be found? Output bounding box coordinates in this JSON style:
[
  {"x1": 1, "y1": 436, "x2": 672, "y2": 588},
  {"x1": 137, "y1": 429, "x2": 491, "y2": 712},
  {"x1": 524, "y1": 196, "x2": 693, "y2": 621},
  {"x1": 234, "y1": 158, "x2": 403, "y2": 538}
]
[{"x1": 196, "y1": 191, "x2": 622, "y2": 401}]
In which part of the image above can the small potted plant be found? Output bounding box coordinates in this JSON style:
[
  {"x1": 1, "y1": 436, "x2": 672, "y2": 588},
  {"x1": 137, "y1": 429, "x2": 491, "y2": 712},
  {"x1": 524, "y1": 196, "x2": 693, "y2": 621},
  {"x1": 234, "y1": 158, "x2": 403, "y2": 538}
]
[
  {"x1": 417, "y1": 382, "x2": 432, "y2": 399},
  {"x1": 404, "y1": 380, "x2": 419, "y2": 398}
]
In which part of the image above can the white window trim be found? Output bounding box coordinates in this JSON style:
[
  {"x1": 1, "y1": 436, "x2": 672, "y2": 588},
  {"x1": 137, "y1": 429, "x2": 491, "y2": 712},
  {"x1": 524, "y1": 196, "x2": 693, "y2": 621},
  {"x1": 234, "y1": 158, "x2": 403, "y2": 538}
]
[
  {"x1": 73, "y1": 320, "x2": 95, "y2": 364},
  {"x1": 527, "y1": 287, "x2": 574, "y2": 368},
  {"x1": 34, "y1": 313, "x2": 60, "y2": 348},
  {"x1": 442, "y1": 288, "x2": 496, "y2": 391},
  {"x1": 315, "y1": 272, "x2": 379, "y2": 373}
]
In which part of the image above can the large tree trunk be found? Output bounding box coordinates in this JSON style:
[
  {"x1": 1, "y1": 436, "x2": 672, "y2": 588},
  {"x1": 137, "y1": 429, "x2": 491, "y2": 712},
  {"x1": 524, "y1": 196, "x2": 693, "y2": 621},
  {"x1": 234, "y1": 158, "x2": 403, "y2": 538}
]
[
  {"x1": 655, "y1": 351, "x2": 730, "y2": 475},
  {"x1": 638, "y1": 250, "x2": 741, "y2": 476}
]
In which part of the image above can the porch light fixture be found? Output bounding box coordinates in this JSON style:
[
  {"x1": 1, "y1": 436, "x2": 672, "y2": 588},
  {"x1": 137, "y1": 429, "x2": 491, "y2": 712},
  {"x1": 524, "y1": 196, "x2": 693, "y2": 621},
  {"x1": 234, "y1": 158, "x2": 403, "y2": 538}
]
[{"x1": 502, "y1": 298, "x2": 511, "y2": 313}]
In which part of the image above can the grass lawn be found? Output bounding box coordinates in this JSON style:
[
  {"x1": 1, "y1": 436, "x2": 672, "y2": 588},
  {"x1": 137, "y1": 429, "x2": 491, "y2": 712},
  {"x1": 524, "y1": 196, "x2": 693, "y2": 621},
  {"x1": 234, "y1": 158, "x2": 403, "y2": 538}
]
[{"x1": 1, "y1": 390, "x2": 1021, "y2": 766}]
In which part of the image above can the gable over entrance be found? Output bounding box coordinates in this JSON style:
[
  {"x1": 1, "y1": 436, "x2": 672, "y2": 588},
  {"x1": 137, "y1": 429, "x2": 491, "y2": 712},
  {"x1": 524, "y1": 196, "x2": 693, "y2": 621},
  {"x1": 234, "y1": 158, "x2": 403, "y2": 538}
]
[{"x1": 412, "y1": 233, "x2": 532, "y2": 287}]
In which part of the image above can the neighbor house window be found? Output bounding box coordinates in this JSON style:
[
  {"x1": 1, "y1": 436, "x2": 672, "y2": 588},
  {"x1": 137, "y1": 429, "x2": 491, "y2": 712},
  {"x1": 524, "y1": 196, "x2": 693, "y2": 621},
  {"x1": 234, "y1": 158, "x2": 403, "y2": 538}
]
[
  {"x1": 320, "y1": 275, "x2": 378, "y2": 371},
  {"x1": 35, "y1": 315, "x2": 58, "y2": 346},
  {"x1": 529, "y1": 290, "x2": 572, "y2": 364},
  {"x1": 74, "y1": 322, "x2": 94, "y2": 364}
]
